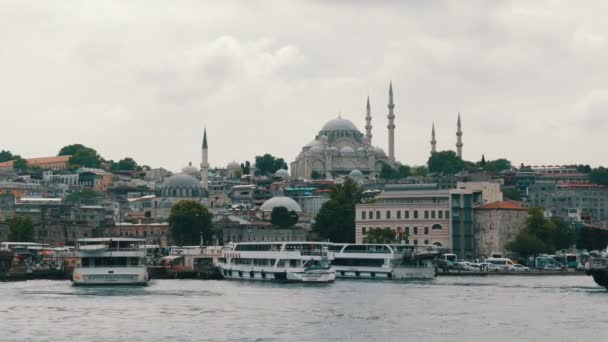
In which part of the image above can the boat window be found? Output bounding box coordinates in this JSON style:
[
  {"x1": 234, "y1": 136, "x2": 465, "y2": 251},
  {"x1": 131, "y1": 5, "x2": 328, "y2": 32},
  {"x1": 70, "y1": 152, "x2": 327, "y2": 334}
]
[
  {"x1": 331, "y1": 258, "x2": 384, "y2": 267},
  {"x1": 290, "y1": 260, "x2": 298, "y2": 267},
  {"x1": 343, "y1": 245, "x2": 391, "y2": 254},
  {"x1": 234, "y1": 244, "x2": 281, "y2": 251}
]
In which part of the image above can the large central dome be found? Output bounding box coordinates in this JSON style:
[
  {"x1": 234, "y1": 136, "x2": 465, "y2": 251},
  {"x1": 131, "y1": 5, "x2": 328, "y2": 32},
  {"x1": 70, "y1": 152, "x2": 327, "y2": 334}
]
[{"x1": 320, "y1": 118, "x2": 360, "y2": 132}]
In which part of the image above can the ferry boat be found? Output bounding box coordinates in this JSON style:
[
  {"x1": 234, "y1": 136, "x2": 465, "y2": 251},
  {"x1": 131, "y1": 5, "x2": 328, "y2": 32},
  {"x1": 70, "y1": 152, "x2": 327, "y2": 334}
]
[
  {"x1": 331, "y1": 243, "x2": 437, "y2": 280},
  {"x1": 217, "y1": 242, "x2": 335, "y2": 283},
  {"x1": 72, "y1": 238, "x2": 149, "y2": 286}
]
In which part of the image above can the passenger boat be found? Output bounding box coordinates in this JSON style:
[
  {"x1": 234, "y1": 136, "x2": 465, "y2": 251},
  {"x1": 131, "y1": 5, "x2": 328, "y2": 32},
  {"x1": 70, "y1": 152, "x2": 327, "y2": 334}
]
[
  {"x1": 217, "y1": 242, "x2": 335, "y2": 283},
  {"x1": 72, "y1": 238, "x2": 149, "y2": 286},
  {"x1": 331, "y1": 243, "x2": 437, "y2": 280}
]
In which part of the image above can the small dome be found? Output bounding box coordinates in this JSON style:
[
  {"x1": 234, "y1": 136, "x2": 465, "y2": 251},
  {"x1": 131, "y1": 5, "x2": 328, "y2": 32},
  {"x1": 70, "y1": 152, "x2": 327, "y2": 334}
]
[
  {"x1": 374, "y1": 146, "x2": 385, "y2": 154},
  {"x1": 357, "y1": 147, "x2": 366, "y2": 152},
  {"x1": 274, "y1": 169, "x2": 290, "y2": 178},
  {"x1": 304, "y1": 139, "x2": 319, "y2": 148},
  {"x1": 349, "y1": 169, "x2": 364, "y2": 179},
  {"x1": 227, "y1": 161, "x2": 240, "y2": 169},
  {"x1": 340, "y1": 146, "x2": 355, "y2": 154},
  {"x1": 182, "y1": 162, "x2": 198, "y2": 174},
  {"x1": 260, "y1": 196, "x2": 302, "y2": 212},
  {"x1": 160, "y1": 174, "x2": 202, "y2": 189},
  {"x1": 320, "y1": 118, "x2": 359, "y2": 132},
  {"x1": 309, "y1": 145, "x2": 323, "y2": 153}
]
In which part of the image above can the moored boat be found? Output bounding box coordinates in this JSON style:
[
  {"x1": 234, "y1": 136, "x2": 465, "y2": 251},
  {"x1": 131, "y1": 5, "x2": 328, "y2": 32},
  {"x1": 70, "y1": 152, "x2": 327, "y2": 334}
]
[
  {"x1": 72, "y1": 238, "x2": 149, "y2": 286},
  {"x1": 217, "y1": 242, "x2": 335, "y2": 283}
]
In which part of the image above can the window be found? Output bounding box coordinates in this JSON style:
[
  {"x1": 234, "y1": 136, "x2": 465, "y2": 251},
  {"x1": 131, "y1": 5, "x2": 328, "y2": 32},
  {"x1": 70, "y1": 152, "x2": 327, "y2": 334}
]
[
  {"x1": 362, "y1": 211, "x2": 366, "y2": 220},
  {"x1": 386, "y1": 211, "x2": 391, "y2": 219},
  {"x1": 424, "y1": 227, "x2": 429, "y2": 235},
  {"x1": 405, "y1": 211, "x2": 410, "y2": 219},
  {"x1": 369, "y1": 211, "x2": 373, "y2": 220},
  {"x1": 397, "y1": 211, "x2": 401, "y2": 219},
  {"x1": 414, "y1": 240, "x2": 418, "y2": 245},
  {"x1": 362, "y1": 227, "x2": 367, "y2": 235},
  {"x1": 424, "y1": 240, "x2": 429, "y2": 245},
  {"x1": 376, "y1": 211, "x2": 381, "y2": 219},
  {"x1": 413, "y1": 227, "x2": 418, "y2": 235},
  {"x1": 445, "y1": 210, "x2": 450, "y2": 219},
  {"x1": 405, "y1": 227, "x2": 410, "y2": 235},
  {"x1": 438, "y1": 211, "x2": 443, "y2": 219},
  {"x1": 431, "y1": 211, "x2": 436, "y2": 219},
  {"x1": 424, "y1": 211, "x2": 429, "y2": 219},
  {"x1": 413, "y1": 210, "x2": 418, "y2": 219},
  {"x1": 432, "y1": 224, "x2": 443, "y2": 230}
]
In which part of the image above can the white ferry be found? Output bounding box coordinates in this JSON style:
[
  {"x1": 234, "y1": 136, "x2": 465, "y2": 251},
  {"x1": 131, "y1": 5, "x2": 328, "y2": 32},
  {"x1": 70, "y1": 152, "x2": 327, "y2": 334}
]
[
  {"x1": 217, "y1": 242, "x2": 336, "y2": 283},
  {"x1": 331, "y1": 243, "x2": 437, "y2": 280},
  {"x1": 72, "y1": 238, "x2": 149, "y2": 286}
]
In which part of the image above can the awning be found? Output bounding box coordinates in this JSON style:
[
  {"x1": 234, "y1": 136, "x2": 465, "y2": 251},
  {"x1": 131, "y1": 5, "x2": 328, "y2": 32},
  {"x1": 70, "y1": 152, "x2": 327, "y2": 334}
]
[{"x1": 161, "y1": 255, "x2": 183, "y2": 261}]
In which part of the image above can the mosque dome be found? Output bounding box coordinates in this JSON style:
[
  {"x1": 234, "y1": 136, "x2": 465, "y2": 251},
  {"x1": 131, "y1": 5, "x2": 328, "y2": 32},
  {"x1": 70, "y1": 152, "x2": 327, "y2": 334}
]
[
  {"x1": 309, "y1": 145, "x2": 324, "y2": 153},
  {"x1": 274, "y1": 169, "x2": 290, "y2": 178},
  {"x1": 348, "y1": 169, "x2": 364, "y2": 179},
  {"x1": 320, "y1": 118, "x2": 360, "y2": 132},
  {"x1": 260, "y1": 196, "x2": 302, "y2": 212},
  {"x1": 182, "y1": 162, "x2": 198, "y2": 174},
  {"x1": 374, "y1": 146, "x2": 385, "y2": 154},
  {"x1": 161, "y1": 173, "x2": 201, "y2": 189},
  {"x1": 227, "y1": 161, "x2": 240, "y2": 169}
]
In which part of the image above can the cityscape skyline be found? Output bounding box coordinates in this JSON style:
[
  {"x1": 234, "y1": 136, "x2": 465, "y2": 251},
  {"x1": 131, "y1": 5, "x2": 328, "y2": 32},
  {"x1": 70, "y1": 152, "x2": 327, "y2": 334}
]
[{"x1": 1, "y1": 1, "x2": 606, "y2": 171}]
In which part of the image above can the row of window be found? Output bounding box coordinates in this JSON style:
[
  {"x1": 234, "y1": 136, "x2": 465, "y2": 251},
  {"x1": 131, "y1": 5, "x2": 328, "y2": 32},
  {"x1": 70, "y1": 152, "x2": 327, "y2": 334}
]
[
  {"x1": 361, "y1": 209, "x2": 450, "y2": 221},
  {"x1": 361, "y1": 225, "x2": 442, "y2": 236}
]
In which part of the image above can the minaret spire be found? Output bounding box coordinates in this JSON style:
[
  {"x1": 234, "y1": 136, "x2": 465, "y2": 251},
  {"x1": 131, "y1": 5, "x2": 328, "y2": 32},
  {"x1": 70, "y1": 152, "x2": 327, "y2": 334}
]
[
  {"x1": 431, "y1": 122, "x2": 437, "y2": 154},
  {"x1": 456, "y1": 113, "x2": 463, "y2": 158},
  {"x1": 365, "y1": 96, "x2": 372, "y2": 144},
  {"x1": 201, "y1": 127, "x2": 209, "y2": 191},
  {"x1": 387, "y1": 82, "x2": 396, "y2": 163}
]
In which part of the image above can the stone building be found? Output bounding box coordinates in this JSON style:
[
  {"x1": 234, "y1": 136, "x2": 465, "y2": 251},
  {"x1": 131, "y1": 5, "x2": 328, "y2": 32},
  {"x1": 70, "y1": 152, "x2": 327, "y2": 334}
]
[
  {"x1": 106, "y1": 222, "x2": 171, "y2": 247},
  {"x1": 474, "y1": 201, "x2": 528, "y2": 258}
]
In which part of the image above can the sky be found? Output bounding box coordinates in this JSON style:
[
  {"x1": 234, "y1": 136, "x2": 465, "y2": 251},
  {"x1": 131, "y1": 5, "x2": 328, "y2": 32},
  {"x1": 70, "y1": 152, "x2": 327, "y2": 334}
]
[{"x1": 0, "y1": 0, "x2": 607, "y2": 172}]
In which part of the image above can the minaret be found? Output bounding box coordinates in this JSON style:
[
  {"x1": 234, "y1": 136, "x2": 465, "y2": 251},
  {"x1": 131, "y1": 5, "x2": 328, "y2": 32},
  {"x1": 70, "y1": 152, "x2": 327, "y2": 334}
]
[
  {"x1": 456, "y1": 113, "x2": 463, "y2": 158},
  {"x1": 387, "y1": 82, "x2": 396, "y2": 163},
  {"x1": 431, "y1": 122, "x2": 437, "y2": 154},
  {"x1": 365, "y1": 96, "x2": 372, "y2": 144},
  {"x1": 201, "y1": 128, "x2": 209, "y2": 191}
]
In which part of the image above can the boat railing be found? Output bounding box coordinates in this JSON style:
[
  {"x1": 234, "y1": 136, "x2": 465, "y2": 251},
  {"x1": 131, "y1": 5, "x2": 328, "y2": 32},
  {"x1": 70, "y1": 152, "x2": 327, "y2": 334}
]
[
  {"x1": 77, "y1": 264, "x2": 146, "y2": 268},
  {"x1": 78, "y1": 247, "x2": 142, "y2": 252}
]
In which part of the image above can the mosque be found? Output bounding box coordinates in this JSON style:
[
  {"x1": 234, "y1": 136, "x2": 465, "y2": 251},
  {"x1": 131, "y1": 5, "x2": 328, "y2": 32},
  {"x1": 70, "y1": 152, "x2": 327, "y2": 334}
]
[{"x1": 290, "y1": 83, "x2": 464, "y2": 179}]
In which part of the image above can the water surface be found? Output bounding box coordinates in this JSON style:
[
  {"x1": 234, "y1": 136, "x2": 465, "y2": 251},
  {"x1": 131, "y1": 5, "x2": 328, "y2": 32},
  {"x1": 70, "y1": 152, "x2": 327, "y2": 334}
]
[{"x1": 1, "y1": 276, "x2": 606, "y2": 341}]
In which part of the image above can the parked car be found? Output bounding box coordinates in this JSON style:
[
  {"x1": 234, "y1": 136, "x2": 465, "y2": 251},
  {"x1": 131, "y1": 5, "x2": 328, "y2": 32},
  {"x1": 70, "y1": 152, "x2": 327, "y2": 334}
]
[
  {"x1": 453, "y1": 262, "x2": 476, "y2": 271},
  {"x1": 509, "y1": 264, "x2": 530, "y2": 272},
  {"x1": 543, "y1": 264, "x2": 561, "y2": 271}
]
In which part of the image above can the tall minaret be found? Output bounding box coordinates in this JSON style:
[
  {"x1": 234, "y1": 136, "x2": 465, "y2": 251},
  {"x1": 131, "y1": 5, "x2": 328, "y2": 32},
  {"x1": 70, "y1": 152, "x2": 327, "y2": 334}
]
[
  {"x1": 365, "y1": 96, "x2": 372, "y2": 144},
  {"x1": 431, "y1": 122, "x2": 437, "y2": 154},
  {"x1": 201, "y1": 128, "x2": 209, "y2": 191},
  {"x1": 456, "y1": 113, "x2": 463, "y2": 158},
  {"x1": 387, "y1": 82, "x2": 396, "y2": 163}
]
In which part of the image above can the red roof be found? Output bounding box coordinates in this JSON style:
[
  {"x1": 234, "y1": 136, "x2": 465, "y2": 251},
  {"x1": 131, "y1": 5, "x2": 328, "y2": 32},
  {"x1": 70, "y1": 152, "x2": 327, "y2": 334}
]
[{"x1": 476, "y1": 201, "x2": 527, "y2": 210}]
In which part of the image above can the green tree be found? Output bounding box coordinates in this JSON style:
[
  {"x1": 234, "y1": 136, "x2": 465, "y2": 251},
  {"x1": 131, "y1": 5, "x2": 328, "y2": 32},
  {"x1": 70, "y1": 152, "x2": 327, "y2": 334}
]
[
  {"x1": 551, "y1": 217, "x2": 576, "y2": 251},
  {"x1": 427, "y1": 151, "x2": 465, "y2": 175},
  {"x1": 365, "y1": 228, "x2": 397, "y2": 244},
  {"x1": 255, "y1": 154, "x2": 288, "y2": 175},
  {"x1": 12, "y1": 155, "x2": 28, "y2": 170},
  {"x1": 0, "y1": 150, "x2": 13, "y2": 162},
  {"x1": 116, "y1": 157, "x2": 138, "y2": 170},
  {"x1": 483, "y1": 158, "x2": 512, "y2": 173},
  {"x1": 505, "y1": 231, "x2": 546, "y2": 258},
  {"x1": 590, "y1": 167, "x2": 608, "y2": 186},
  {"x1": 59, "y1": 144, "x2": 102, "y2": 168},
  {"x1": 168, "y1": 200, "x2": 213, "y2": 246},
  {"x1": 270, "y1": 206, "x2": 299, "y2": 228},
  {"x1": 241, "y1": 161, "x2": 251, "y2": 175},
  {"x1": 379, "y1": 162, "x2": 399, "y2": 180},
  {"x1": 64, "y1": 191, "x2": 100, "y2": 204},
  {"x1": 398, "y1": 165, "x2": 411, "y2": 178},
  {"x1": 8, "y1": 216, "x2": 34, "y2": 242},
  {"x1": 310, "y1": 170, "x2": 322, "y2": 180},
  {"x1": 412, "y1": 165, "x2": 429, "y2": 177},
  {"x1": 314, "y1": 177, "x2": 362, "y2": 242},
  {"x1": 502, "y1": 187, "x2": 522, "y2": 201}
]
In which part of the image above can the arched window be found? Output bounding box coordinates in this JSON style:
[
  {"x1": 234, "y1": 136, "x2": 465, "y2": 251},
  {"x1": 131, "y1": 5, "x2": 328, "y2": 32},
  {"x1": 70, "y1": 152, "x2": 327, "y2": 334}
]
[{"x1": 432, "y1": 224, "x2": 443, "y2": 230}]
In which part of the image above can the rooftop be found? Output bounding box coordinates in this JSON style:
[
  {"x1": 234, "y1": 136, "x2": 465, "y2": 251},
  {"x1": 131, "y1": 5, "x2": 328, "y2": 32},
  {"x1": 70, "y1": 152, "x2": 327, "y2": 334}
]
[{"x1": 476, "y1": 201, "x2": 527, "y2": 210}]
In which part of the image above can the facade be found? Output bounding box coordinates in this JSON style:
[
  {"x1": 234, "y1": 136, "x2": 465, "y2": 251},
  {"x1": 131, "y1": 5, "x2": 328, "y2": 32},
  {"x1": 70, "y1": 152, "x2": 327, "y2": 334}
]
[
  {"x1": 77, "y1": 168, "x2": 112, "y2": 191},
  {"x1": 528, "y1": 181, "x2": 608, "y2": 224},
  {"x1": 474, "y1": 201, "x2": 528, "y2": 258},
  {"x1": 106, "y1": 222, "x2": 171, "y2": 247},
  {"x1": 0, "y1": 155, "x2": 71, "y2": 170},
  {"x1": 355, "y1": 184, "x2": 451, "y2": 247}
]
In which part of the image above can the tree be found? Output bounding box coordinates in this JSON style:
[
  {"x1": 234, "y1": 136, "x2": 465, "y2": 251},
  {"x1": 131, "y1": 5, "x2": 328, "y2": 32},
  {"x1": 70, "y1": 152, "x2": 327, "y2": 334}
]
[
  {"x1": 59, "y1": 144, "x2": 102, "y2": 168},
  {"x1": 168, "y1": 200, "x2": 213, "y2": 246},
  {"x1": 12, "y1": 155, "x2": 28, "y2": 170},
  {"x1": 590, "y1": 167, "x2": 608, "y2": 186},
  {"x1": 314, "y1": 177, "x2": 362, "y2": 242},
  {"x1": 116, "y1": 157, "x2": 138, "y2": 170},
  {"x1": 483, "y1": 158, "x2": 512, "y2": 173},
  {"x1": 233, "y1": 168, "x2": 242, "y2": 179},
  {"x1": 551, "y1": 217, "x2": 576, "y2": 251},
  {"x1": 255, "y1": 154, "x2": 288, "y2": 175},
  {"x1": 270, "y1": 206, "x2": 299, "y2": 228},
  {"x1": 427, "y1": 151, "x2": 465, "y2": 175},
  {"x1": 241, "y1": 161, "x2": 251, "y2": 175},
  {"x1": 365, "y1": 228, "x2": 397, "y2": 244},
  {"x1": 398, "y1": 165, "x2": 411, "y2": 178},
  {"x1": 502, "y1": 187, "x2": 522, "y2": 201},
  {"x1": 577, "y1": 227, "x2": 608, "y2": 251},
  {"x1": 379, "y1": 162, "x2": 399, "y2": 180},
  {"x1": 8, "y1": 216, "x2": 34, "y2": 242},
  {"x1": 505, "y1": 231, "x2": 546, "y2": 258},
  {"x1": 411, "y1": 165, "x2": 429, "y2": 177},
  {"x1": 0, "y1": 150, "x2": 13, "y2": 162}
]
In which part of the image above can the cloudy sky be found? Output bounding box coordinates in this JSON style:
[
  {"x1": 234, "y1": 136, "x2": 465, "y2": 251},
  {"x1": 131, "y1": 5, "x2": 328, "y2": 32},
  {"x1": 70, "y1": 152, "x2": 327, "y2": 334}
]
[{"x1": 1, "y1": 1, "x2": 606, "y2": 172}]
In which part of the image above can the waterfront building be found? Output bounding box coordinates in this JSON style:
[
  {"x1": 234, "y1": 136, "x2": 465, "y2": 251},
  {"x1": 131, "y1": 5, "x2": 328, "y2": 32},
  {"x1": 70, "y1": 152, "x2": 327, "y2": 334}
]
[
  {"x1": 0, "y1": 155, "x2": 71, "y2": 170},
  {"x1": 473, "y1": 201, "x2": 528, "y2": 258},
  {"x1": 106, "y1": 222, "x2": 171, "y2": 247},
  {"x1": 355, "y1": 184, "x2": 451, "y2": 247}
]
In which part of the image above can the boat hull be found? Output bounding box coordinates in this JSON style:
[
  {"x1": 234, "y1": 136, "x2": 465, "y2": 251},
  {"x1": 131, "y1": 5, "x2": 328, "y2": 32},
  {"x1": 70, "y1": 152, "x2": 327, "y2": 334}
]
[
  {"x1": 218, "y1": 266, "x2": 335, "y2": 283},
  {"x1": 72, "y1": 267, "x2": 149, "y2": 286},
  {"x1": 392, "y1": 266, "x2": 436, "y2": 280}
]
